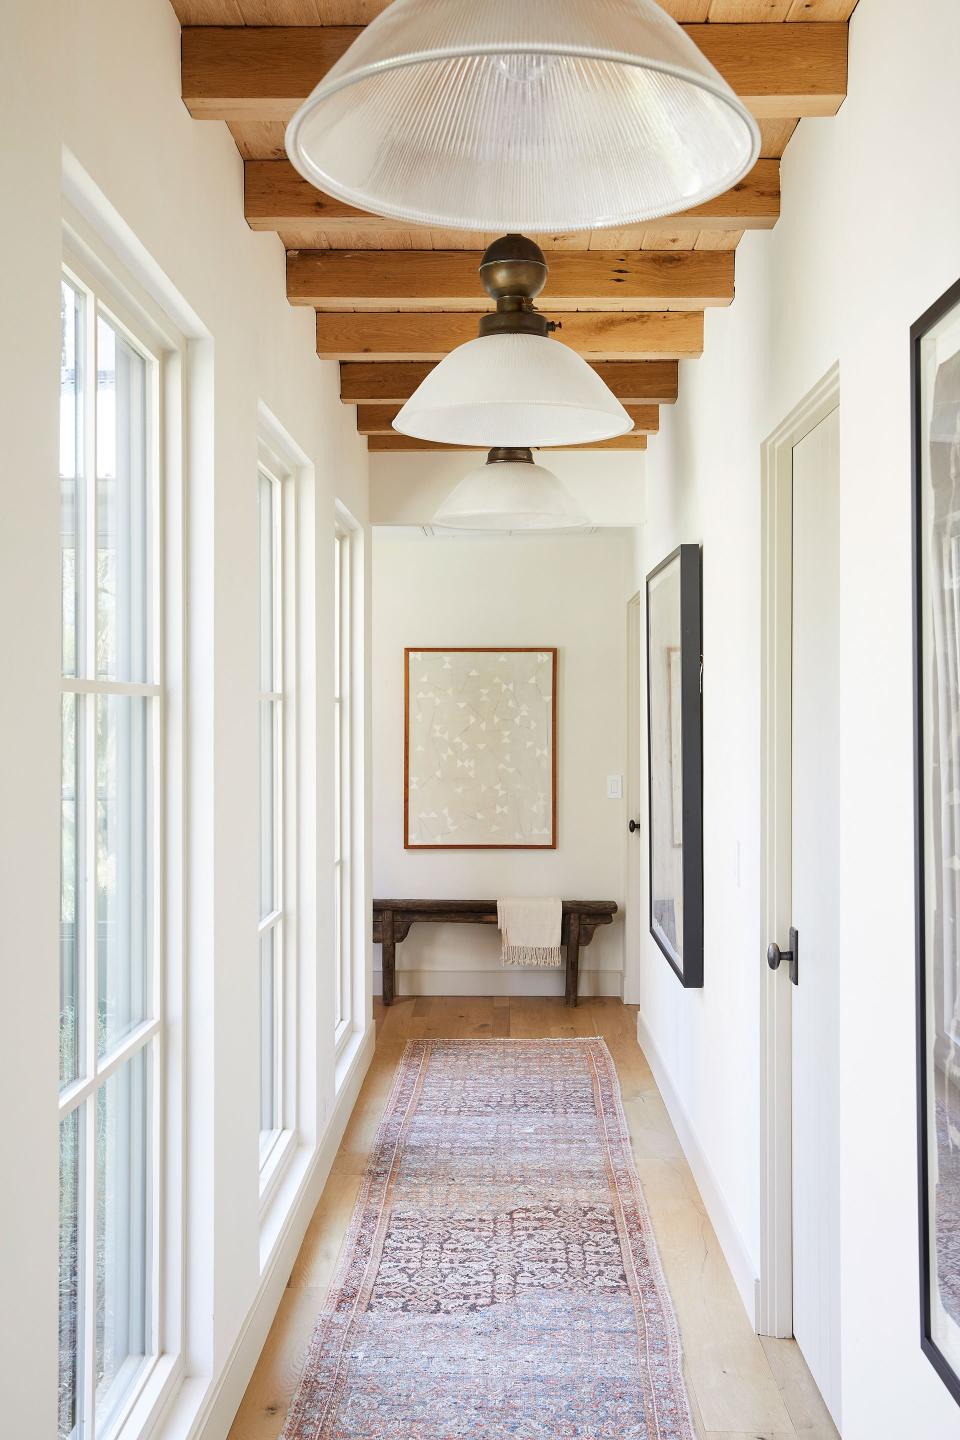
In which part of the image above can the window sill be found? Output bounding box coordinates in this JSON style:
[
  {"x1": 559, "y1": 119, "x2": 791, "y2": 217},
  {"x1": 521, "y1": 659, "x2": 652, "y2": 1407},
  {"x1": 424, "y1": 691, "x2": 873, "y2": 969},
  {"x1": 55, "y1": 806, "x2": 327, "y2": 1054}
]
[
  {"x1": 112, "y1": 1353, "x2": 184, "y2": 1440},
  {"x1": 258, "y1": 1125, "x2": 296, "y2": 1219},
  {"x1": 335, "y1": 1025, "x2": 366, "y2": 1094}
]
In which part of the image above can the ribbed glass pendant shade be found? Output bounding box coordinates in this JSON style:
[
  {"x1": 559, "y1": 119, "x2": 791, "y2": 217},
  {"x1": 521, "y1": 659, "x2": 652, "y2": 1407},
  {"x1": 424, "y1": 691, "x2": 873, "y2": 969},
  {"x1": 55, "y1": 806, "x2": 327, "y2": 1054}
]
[
  {"x1": 393, "y1": 332, "x2": 632, "y2": 448},
  {"x1": 434, "y1": 451, "x2": 589, "y2": 531},
  {"x1": 286, "y1": 0, "x2": 760, "y2": 233}
]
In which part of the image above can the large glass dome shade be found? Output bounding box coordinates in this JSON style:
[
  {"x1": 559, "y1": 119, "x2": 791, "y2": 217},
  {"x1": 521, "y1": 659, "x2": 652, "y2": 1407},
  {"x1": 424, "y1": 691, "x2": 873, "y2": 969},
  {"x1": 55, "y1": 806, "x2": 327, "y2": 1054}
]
[
  {"x1": 285, "y1": 0, "x2": 761, "y2": 233},
  {"x1": 393, "y1": 331, "x2": 633, "y2": 448},
  {"x1": 433, "y1": 450, "x2": 589, "y2": 532}
]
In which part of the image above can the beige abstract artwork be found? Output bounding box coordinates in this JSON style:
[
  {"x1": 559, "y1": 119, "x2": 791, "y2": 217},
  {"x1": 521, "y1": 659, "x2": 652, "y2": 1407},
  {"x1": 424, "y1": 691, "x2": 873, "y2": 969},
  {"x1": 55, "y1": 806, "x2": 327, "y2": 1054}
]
[{"x1": 404, "y1": 648, "x2": 557, "y2": 849}]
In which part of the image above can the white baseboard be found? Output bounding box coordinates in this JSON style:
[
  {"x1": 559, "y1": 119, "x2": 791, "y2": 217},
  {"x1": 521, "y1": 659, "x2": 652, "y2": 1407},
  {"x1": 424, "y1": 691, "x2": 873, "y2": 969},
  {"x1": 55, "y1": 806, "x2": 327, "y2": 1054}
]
[
  {"x1": 373, "y1": 966, "x2": 623, "y2": 999},
  {"x1": 153, "y1": 1022, "x2": 376, "y2": 1440},
  {"x1": 635, "y1": 1013, "x2": 758, "y2": 1327}
]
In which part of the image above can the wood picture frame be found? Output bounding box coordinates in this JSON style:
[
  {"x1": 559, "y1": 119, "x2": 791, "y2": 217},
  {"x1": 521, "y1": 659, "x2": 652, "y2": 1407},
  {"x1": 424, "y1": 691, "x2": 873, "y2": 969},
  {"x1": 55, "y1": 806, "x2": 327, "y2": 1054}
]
[
  {"x1": 404, "y1": 647, "x2": 558, "y2": 850},
  {"x1": 913, "y1": 274, "x2": 960, "y2": 1408},
  {"x1": 646, "y1": 546, "x2": 703, "y2": 987}
]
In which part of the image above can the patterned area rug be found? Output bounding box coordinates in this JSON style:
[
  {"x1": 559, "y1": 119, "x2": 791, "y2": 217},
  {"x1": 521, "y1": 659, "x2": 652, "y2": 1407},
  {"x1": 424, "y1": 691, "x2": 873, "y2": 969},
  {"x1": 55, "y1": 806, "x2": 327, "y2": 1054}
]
[{"x1": 282, "y1": 1037, "x2": 694, "y2": 1440}]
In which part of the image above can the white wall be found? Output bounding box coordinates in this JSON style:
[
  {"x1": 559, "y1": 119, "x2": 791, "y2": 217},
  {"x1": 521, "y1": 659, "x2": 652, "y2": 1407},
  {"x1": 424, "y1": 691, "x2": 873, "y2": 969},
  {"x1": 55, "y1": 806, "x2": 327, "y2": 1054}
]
[
  {"x1": 372, "y1": 532, "x2": 630, "y2": 996},
  {"x1": 0, "y1": 1, "x2": 372, "y2": 1437},
  {"x1": 633, "y1": 0, "x2": 960, "y2": 1435}
]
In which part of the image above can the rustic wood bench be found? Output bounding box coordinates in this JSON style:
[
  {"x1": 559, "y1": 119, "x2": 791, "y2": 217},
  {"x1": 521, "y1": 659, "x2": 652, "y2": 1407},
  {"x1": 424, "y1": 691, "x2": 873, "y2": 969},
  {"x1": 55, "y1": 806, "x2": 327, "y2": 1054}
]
[{"x1": 372, "y1": 899, "x2": 618, "y2": 1008}]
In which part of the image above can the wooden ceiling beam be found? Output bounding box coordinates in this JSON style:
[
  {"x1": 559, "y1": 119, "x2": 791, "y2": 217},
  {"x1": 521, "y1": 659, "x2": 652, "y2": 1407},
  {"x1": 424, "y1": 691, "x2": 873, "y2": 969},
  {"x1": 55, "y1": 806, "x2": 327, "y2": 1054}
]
[
  {"x1": 356, "y1": 403, "x2": 660, "y2": 436},
  {"x1": 245, "y1": 158, "x2": 781, "y2": 240},
  {"x1": 183, "y1": 23, "x2": 846, "y2": 121},
  {"x1": 340, "y1": 360, "x2": 680, "y2": 405},
  {"x1": 317, "y1": 311, "x2": 704, "y2": 361},
  {"x1": 367, "y1": 434, "x2": 649, "y2": 453},
  {"x1": 290, "y1": 250, "x2": 734, "y2": 311}
]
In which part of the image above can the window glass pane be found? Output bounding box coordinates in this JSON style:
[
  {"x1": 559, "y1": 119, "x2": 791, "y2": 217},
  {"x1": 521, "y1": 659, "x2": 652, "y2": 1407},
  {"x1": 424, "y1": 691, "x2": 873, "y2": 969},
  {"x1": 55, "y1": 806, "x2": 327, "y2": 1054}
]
[
  {"x1": 259, "y1": 700, "x2": 275, "y2": 919},
  {"x1": 333, "y1": 533, "x2": 341, "y2": 701},
  {"x1": 334, "y1": 865, "x2": 343, "y2": 1029},
  {"x1": 259, "y1": 928, "x2": 276, "y2": 1135},
  {"x1": 333, "y1": 700, "x2": 341, "y2": 867},
  {"x1": 61, "y1": 282, "x2": 83, "y2": 678},
  {"x1": 96, "y1": 695, "x2": 151, "y2": 1054},
  {"x1": 96, "y1": 1049, "x2": 151, "y2": 1434},
  {"x1": 61, "y1": 693, "x2": 80, "y2": 1087},
  {"x1": 59, "y1": 1106, "x2": 83, "y2": 1440},
  {"x1": 97, "y1": 316, "x2": 149, "y2": 684},
  {"x1": 258, "y1": 471, "x2": 274, "y2": 694}
]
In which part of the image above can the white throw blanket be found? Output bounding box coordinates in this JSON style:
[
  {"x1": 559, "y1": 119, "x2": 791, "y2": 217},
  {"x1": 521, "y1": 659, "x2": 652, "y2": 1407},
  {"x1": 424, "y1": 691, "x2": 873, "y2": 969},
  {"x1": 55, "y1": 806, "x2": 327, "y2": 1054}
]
[{"x1": 497, "y1": 897, "x2": 563, "y2": 968}]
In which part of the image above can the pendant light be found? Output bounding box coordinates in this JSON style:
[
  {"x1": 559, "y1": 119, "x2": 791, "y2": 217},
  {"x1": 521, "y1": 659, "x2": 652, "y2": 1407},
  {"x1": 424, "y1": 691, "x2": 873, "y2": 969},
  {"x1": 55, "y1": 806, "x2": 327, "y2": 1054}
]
[
  {"x1": 285, "y1": 0, "x2": 760, "y2": 234},
  {"x1": 393, "y1": 233, "x2": 632, "y2": 448},
  {"x1": 433, "y1": 448, "x2": 589, "y2": 532}
]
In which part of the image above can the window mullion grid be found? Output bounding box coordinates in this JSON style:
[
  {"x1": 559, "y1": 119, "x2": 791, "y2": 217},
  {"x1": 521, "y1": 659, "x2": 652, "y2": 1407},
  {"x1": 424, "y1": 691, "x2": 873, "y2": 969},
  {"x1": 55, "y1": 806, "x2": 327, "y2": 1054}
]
[
  {"x1": 339, "y1": 532, "x2": 352, "y2": 1039},
  {"x1": 272, "y1": 475, "x2": 284, "y2": 1139},
  {"x1": 80, "y1": 284, "x2": 99, "y2": 1438},
  {"x1": 64, "y1": 274, "x2": 165, "y2": 1437},
  {"x1": 59, "y1": 1021, "x2": 160, "y2": 1122}
]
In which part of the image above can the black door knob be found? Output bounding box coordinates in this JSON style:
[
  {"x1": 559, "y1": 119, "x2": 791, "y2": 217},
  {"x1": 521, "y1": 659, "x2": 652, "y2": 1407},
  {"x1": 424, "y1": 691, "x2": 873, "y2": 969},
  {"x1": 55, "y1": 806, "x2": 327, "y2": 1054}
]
[
  {"x1": 766, "y1": 927, "x2": 799, "y2": 986},
  {"x1": 628, "y1": 819, "x2": 641, "y2": 833}
]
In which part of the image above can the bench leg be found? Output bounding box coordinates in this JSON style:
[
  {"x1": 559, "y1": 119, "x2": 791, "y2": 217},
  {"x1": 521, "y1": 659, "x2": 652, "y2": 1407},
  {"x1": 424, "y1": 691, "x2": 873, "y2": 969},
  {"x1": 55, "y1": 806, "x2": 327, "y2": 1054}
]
[
  {"x1": 565, "y1": 912, "x2": 581, "y2": 1008},
  {"x1": 381, "y1": 909, "x2": 396, "y2": 1006}
]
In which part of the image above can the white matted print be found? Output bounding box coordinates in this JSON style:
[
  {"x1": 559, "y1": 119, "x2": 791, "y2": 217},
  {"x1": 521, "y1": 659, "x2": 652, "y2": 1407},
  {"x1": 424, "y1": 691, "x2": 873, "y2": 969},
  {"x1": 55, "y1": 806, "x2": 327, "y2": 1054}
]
[{"x1": 404, "y1": 648, "x2": 557, "y2": 849}]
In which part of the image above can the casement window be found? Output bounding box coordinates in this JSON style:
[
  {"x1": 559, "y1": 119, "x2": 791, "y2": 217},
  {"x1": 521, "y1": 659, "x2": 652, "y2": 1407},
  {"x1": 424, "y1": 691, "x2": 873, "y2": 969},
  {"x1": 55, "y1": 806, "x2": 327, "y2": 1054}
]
[
  {"x1": 334, "y1": 513, "x2": 358, "y2": 1055},
  {"x1": 58, "y1": 263, "x2": 172, "y2": 1439},
  {"x1": 258, "y1": 459, "x2": 288, "y2": 1172}
]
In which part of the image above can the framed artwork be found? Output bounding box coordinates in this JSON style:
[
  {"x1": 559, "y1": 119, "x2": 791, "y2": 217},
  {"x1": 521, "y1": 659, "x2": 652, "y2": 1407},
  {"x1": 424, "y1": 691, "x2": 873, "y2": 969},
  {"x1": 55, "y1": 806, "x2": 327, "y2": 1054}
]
[
  {"x1": 404, "y1": 647, "x2": 557, "y2": 849},
  {"x1": 913, "y1": 275, "x2": 960, "y2": 1407},
  {"x1": 647, "y1": 545, "x2": 703, "y2": 987}
]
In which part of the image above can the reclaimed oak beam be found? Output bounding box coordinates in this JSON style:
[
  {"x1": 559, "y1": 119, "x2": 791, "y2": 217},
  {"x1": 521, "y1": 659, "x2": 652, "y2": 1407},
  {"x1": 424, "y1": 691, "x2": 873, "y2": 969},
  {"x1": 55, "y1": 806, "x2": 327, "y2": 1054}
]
[
  {"x1": 317, "y1": 311, "x2": 704, "y2": 361},
  {"x1": 340, "y1": 360, "x2": 680, "y2": 405},
  {"x1": 245, "y1": 158, "x2": 781, "y2": 240},
  {"x1": 183, "y1": 23, "x2": 847, "y2": 122},
  {"x1": 355, "y1": 403, "x2": 660, "y2": 436},
  {"x1": 289, "y1": 249, "x2": 734, "y2": 311}
]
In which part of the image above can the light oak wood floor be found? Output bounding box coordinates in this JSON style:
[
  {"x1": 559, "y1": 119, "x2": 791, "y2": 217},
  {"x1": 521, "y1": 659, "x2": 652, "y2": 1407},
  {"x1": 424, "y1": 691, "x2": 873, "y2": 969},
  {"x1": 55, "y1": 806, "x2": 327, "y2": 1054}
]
[{"x1": 228, "y1": 996, "x2": 839, "y2": 1440}]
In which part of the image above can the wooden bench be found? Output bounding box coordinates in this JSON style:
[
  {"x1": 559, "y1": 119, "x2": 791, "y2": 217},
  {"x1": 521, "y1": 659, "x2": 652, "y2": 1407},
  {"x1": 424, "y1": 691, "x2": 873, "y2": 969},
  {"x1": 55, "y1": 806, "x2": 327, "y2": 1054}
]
[{"x1": 372, "y1": 899, "x2": 618, "y2": 1008}]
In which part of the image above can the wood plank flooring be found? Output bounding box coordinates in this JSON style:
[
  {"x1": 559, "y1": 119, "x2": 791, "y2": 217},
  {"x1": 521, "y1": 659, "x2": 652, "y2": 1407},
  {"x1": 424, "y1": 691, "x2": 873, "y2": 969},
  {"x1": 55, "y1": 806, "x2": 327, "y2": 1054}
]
[{"x1": 228, "y1": 996, "x2": 839, "y2": 1440}]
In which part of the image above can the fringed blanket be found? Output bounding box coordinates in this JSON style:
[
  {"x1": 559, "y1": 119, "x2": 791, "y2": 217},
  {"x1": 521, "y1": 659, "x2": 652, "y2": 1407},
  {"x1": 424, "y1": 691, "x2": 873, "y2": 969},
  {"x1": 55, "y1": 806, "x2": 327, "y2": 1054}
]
[{"x1": 497, "y1": 896, "x2": 562, "y2": 967}]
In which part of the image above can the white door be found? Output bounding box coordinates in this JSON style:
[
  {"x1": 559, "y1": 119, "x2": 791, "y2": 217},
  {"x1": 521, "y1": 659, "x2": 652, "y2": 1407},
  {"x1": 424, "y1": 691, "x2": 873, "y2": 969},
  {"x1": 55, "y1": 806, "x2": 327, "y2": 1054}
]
[
  {"x1": 624, "y1": 591, "x2": 646, "y2": 1004},
  {"x1": 790, "y1": 406, "x2": 842, "y2": 1424}
]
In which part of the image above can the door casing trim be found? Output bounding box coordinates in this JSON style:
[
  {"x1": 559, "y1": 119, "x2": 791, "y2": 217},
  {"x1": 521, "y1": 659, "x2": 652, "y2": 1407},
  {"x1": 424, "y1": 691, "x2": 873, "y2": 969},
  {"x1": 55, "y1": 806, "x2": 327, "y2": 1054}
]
[{"x1": 758, "y1": 362, "x2": 840, "y2": 1337}]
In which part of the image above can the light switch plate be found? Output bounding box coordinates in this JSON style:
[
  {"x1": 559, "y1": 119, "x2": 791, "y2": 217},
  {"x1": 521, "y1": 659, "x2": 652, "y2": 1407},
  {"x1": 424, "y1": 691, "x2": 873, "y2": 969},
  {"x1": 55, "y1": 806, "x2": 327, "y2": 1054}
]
[{"x1": 606, "y1": 774, "x2": 623, "y2": 800}]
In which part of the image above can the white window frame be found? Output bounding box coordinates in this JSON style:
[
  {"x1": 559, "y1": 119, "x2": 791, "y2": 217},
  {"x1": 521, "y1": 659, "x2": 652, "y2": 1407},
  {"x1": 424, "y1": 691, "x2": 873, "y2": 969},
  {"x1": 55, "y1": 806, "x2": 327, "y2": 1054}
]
[
  {"x1": 58, "y1": 232, "x2": 186, "y2": 1440},
  {"x1": 257, "y1": 437, "x2": 300, "y2": 1203},
  {"x1": 334, "y1": 505, "x2": 362, "y2": 1061}
]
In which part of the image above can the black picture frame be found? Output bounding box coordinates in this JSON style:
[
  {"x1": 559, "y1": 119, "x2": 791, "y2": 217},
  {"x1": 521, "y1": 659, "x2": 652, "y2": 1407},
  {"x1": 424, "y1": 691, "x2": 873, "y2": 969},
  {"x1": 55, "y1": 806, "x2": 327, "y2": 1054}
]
[
  {"x1": 646, "y1": 544, "x2": 703, "y2": 988},
  {"x1": 913, "y1": 274, "x2": 960, "y2": 1409}
]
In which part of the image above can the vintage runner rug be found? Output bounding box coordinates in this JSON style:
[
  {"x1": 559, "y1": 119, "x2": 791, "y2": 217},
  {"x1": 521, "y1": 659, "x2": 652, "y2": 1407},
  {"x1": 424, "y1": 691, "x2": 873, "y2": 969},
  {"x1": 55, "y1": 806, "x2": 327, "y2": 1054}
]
[{"x1": 282, "y1": 1037, "x2": 694, "y2": 1440}]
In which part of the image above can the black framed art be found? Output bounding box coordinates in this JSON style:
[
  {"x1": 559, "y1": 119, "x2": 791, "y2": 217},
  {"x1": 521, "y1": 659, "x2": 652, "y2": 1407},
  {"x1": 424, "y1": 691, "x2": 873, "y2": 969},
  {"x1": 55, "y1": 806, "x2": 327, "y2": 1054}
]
[
  {"x1": 646, "y1": 544, "x2": 703, "y2": 988},
  {"x1": 913, "y1": 275, "x2": 960, "y2": 1407}
]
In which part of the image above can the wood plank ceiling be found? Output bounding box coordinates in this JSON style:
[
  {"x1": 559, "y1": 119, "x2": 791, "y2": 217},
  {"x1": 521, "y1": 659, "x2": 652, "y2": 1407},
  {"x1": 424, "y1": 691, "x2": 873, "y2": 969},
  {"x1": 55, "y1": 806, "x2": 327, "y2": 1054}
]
[{"x1": 172, "y1": 0, "x2": 858, "y2": 452}]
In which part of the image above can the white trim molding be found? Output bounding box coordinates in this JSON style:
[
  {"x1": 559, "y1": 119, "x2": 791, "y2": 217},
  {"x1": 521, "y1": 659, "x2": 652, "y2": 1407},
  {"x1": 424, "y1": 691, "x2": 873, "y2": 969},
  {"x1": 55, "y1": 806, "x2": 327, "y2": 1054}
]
[{"x1": 758, "y1": 362, "x2": 840, "y2": 1338}]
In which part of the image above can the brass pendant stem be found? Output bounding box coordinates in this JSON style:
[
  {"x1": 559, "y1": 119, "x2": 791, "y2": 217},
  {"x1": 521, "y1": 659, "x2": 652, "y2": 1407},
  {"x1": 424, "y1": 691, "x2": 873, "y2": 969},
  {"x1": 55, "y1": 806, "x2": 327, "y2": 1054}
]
[{"x1": 476, "y1": 234, "x2": 552, "y2": 340}]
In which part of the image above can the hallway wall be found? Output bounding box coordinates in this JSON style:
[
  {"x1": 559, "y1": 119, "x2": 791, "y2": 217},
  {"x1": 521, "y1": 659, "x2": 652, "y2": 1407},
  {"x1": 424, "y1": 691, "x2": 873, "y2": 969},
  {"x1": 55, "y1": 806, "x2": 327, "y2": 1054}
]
[
  {"x1": 632, "y1": 0, "x2": 960, "y2": 1435},
  {"x1": 0, "y1": 0, "x2": 371, "y2": 1435},
  {"x1": 371, "y1": 532, "x2": 630, "y2": 997}
]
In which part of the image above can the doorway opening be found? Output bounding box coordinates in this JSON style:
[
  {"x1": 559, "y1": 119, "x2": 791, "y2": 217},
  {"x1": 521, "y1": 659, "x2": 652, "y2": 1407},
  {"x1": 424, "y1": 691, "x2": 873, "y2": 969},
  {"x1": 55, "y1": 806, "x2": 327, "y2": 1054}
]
[{"x1": 759, "y1": 364, "x2": 842, "y2": 1427}]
